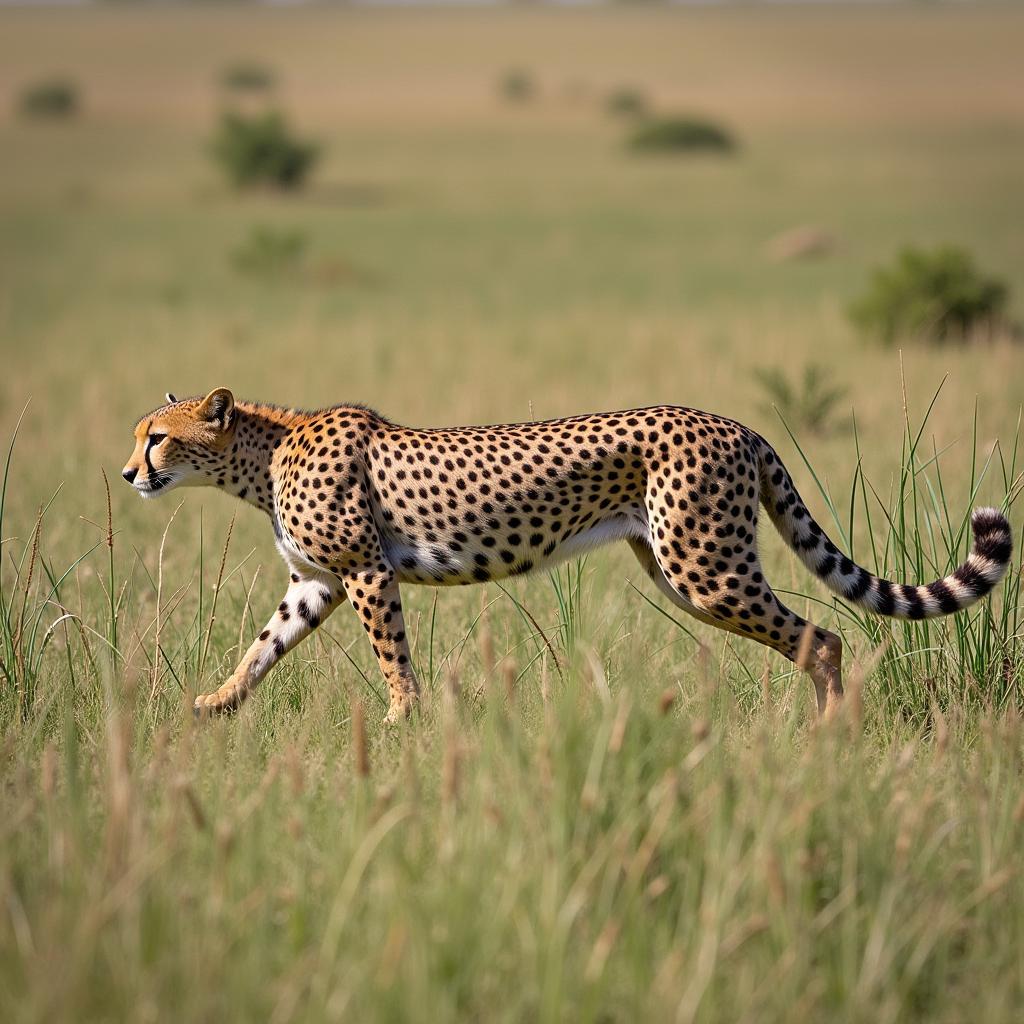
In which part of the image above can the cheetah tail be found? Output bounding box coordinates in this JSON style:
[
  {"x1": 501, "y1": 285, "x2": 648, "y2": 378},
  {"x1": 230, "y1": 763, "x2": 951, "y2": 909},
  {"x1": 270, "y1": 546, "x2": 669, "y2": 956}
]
[{"x1": 754, "y1": 436, "x2": 1013, "y2": 620}]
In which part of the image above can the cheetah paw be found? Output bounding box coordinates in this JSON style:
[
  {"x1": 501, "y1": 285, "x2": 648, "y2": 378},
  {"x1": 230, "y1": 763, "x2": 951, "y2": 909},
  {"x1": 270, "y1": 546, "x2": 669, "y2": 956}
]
[
  {"x1": 193, "y1": 686, "x2": 246, "y2": 719},
  {"x1": 382, "y1": 698, "x2": 417, "y2": 728}
]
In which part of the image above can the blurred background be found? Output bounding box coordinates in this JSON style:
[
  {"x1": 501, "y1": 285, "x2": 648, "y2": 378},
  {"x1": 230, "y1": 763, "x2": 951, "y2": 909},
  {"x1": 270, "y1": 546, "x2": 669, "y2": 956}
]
[{"x1": 0, "y1": 1, "x2": 1022, "y2": 557}]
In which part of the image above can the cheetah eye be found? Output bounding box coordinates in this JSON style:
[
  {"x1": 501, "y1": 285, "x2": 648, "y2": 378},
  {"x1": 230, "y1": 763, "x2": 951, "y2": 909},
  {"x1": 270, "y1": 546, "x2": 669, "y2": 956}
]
[{"x1": 148, "y1": 433, "x2": 167, "y2": 448}]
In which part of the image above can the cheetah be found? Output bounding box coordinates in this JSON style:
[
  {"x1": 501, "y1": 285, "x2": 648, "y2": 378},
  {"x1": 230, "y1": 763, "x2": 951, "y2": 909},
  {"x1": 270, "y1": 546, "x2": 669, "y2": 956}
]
[{"x1": 122, "y1": 388, "x2": 1012, "y2": 721}]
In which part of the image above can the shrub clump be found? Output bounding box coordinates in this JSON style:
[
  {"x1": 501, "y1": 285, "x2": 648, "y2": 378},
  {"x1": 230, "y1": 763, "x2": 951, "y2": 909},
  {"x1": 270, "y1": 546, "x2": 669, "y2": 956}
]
[
  {"x1": 754, "y1": 364, "x2": 848, "y2": 436},
  {"x1": 498, "y1": 69, "x2": 535, "y2": 103},
  {"x1": 605, "y1": 86, "x2": 648, "y2": 120},
  {"x1": 628, "y1": 115, "x2": 736, "y2": 155},
  {"x1": 849, "y1": 245, "x2": 1011, "y2": 345},
  {"x1": 210, "y1": 110, "x2": 320, "y2": 190},
  {"x1": 18, "y1": 78, "x2": 78, "y2": 119},
  {"x1": 220, "y1": 61, "x2": 277, "y2": 93},
  {"x1": 230, "y1": 226, "x2": 307, "y2": 279}
]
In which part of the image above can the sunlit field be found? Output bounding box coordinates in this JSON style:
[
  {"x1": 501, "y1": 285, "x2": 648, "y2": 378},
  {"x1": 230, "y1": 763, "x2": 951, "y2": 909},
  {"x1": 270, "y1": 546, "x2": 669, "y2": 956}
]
[{"x1": 1, "y1": 6, "x2": 1023, "y2": 1021}]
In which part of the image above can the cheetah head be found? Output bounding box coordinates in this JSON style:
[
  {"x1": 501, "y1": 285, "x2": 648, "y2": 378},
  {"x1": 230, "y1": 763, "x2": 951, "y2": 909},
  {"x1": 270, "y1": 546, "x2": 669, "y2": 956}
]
[{"x1": 122, "y1": 388, "x2": 236, "y2": 499}]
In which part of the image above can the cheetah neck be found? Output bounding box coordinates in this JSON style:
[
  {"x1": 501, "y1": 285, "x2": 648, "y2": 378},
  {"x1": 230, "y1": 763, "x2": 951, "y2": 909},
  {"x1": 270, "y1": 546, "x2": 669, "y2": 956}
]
[{"x1": 209, "y1": 403, "x2": 306, "y2": 516}]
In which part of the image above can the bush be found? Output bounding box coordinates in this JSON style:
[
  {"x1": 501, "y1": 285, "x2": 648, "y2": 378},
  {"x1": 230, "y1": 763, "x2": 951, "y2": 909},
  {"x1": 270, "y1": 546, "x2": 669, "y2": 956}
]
[
  {"x1": 605, "y1": 86, "x2": 648, "y2": 119},
  {"x1": 498, "y1": 69, "x2": 535, "y2": 103},
  {"x1": 627, "y1": 115, "x2": 736, "y2": 155},
  {"x1": 210, "y1": 110, "x2": 320, "y2": 190},
  {"x1": 220, "y1": 61, "x2": 277, "y2": 93},
  {"x1": 230, "y1": 226, "x2": 307, "y2": 279},
  {"x1": 18, "y1": 78, "x2": 78, "y2": 119},
  {"x1": 754, "y1": 364, "x2": 848, "y2": 436},
  {"x1": 849, "y1": 245, "x2": 1011, "y2": 345}
]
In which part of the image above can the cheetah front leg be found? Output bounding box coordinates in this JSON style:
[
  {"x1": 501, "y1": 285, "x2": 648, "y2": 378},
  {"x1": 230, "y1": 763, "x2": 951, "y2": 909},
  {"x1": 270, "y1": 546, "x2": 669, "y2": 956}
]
[
  {"x1": 341, "y1": 566, "x2": 419, "y2": 726},
  {"x1": 193, "y1": 569, "x2": 341, "y2": 716}
]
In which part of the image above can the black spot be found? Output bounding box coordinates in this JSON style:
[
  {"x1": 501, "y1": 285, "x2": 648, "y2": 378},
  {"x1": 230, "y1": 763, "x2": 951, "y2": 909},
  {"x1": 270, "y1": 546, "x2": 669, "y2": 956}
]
[{"x1": 297, "y1": 599, "x2": 320, "y2": 628}]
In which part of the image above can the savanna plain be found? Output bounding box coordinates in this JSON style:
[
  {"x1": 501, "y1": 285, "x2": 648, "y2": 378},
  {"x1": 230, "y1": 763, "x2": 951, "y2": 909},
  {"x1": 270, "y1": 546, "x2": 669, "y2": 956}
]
[{"x1": 1, "y1": 6, "x2": 1024, "y2": 1022}]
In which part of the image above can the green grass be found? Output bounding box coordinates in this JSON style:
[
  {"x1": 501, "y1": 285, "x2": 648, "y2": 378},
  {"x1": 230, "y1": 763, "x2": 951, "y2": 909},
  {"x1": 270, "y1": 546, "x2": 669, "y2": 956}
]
[{"x1": 1, "y1": 6, "x2": 1023, "y2": 1021}]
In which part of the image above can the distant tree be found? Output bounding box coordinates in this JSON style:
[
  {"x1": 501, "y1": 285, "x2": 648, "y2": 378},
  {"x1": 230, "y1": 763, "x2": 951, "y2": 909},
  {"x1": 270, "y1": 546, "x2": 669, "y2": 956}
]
[
  {"x1": 210, "y1": 110, "x2": 320, "y2": 190},
  {"x1": 19, "y1": 78, "x2": 79, "y2": 119},
  {"x1": 220, "y1": 61, "x2": 276, "y2": 93},
  {"x1": 498, "y1": 69, "x2": 536, "y2": 103},
  {"x1": 605, "y1": 86, "x2": 649, "y2": 119},
  {"x1": 849, "y1": 245, "x2": 1012, "y2": 345},
  {"x1": 627, "y1": 115, "x2": 736, "y2": 154}
]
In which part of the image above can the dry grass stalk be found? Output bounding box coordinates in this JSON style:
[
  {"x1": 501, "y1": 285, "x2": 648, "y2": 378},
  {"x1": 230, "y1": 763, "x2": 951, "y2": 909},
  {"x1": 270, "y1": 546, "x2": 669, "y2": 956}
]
[
  {"x1": 695, "y1": 641, "x2": 716, "y2": 704},
  {"x1": 609, "y1": 694, "x2": 631, "y2": 754},
  {"x1": 285, "y1": 743, "x2": 305, "y2": 797},
  {"x1": 722, "y1": 914, "x2": 771, "y2": 957},
  {"x1": 583, "y1": 647, "x2": 610, "y2": 705},
  {"x1": 627, "y1": 770, "x2": 677, "y2": 885},
  {"x1": 102, "y1": 709, "x2": 133, "y2": 876},
  {"x1": 175, "y1": 775, "x2": 208, "y2": 832},
  {"x1": 200, "y1": 511, "x2": 236, "y2": 676},
  {"x1": 238, "y1": 564, "x2": 262, "y2": 657},
  {"x1": 844, "y1": 639, "x2": 890, "y2": 735},
  {"x1": 150, "y1": 506, "x2": 175, "y2": 701},
  {"x1": 795, "y1": 621, "x2": 816, "y2": 672},
  {"x1": 101, "y1": 467, "x2": 113, "y2": 551},
  {"x1": 931, "y1": 699, "x2": 949, "y2": 757},
  {"x1": 442, "y1": 714, "x2": 461, "y2": 809},
  {"x1": 844, "y1": 665, "x2": 864, "y2": 735},
  {"x1": 442, "y1": 664, "x2": 461, "y2": 807},
  {"x1": 765, "y1": 852, "x2": 786, "y2": 908},
  {"x1": 445, "y1": 663, "x2": 461, "y2": 705},
  {"x1": 12, "y1": 506, "x2": 44, "y2": 692},
  {"x1": 40, "y1": 741, "x2": 57, "y2": 800},
  {"x1": 584, "y1": 919, "x2": 620, "y2": 981},
  {"x1": 478, "y1": 608, "x2": 495, "y2": 677},
  {"x1": 376, "y1": 921, "x2": 409, "y2": 988},
  {"x1": 646, "y1": 874, "x2": 670, "y2": 901},
  {"x1": 499, "y1": 657, "x2": 516, "y2": 706},
  {"x1": 1013, "y1": 791, "x2": 1024, "y2": 824},
  {"x1": 353, "y1": 698, "x2": 370, "y2": 779},
  {"x1": 536, "y1": 730, "x2": 553, "y2": 795}
]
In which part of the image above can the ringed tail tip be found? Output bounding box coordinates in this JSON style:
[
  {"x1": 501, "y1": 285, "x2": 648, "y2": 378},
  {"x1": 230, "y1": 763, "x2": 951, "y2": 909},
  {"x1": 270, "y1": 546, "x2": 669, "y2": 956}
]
[{"x1": 969, "y1": 506, "x2": 1013, "y2": 580}]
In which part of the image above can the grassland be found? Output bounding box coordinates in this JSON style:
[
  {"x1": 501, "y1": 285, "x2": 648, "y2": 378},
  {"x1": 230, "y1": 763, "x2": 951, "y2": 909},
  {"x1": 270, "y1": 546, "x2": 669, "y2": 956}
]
[{"x1": 1, "y1": 6, "x2": 1023, "y2": 1021}]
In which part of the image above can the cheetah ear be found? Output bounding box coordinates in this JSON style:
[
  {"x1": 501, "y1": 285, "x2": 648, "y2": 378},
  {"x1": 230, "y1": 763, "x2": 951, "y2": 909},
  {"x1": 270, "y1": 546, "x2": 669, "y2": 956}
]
[
  {"x1": 197, "y1": 387, "x2": 235, "y2": 430},
  {"x1": 165, "y1": 392, "x2": 177, "y2": 404}
]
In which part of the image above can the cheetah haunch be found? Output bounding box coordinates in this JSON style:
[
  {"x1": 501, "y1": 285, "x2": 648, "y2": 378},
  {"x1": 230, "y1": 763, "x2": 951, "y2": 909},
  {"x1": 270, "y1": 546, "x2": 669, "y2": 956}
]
[{"x1": 123, "y1": 389, "x2": 1012, "y2": 721}]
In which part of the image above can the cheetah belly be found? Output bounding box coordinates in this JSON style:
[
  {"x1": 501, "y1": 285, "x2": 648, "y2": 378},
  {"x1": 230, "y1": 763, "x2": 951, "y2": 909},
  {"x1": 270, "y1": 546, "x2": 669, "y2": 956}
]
[{"x1": 384, "y1": 507, "x2": 649, "y2": 586}]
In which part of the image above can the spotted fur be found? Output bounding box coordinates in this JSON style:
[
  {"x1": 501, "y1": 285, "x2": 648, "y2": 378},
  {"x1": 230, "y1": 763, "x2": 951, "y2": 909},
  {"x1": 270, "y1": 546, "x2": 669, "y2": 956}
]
[{"x1": 122, "y1": 389, "x2": 1013, "y2": 720}]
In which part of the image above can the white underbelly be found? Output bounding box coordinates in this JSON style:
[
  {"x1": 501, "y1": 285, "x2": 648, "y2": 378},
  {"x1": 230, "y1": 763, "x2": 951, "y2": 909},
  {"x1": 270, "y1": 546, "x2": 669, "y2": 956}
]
[{"x1": 385, "y1": 508, "x2": 650, "y2": 586}]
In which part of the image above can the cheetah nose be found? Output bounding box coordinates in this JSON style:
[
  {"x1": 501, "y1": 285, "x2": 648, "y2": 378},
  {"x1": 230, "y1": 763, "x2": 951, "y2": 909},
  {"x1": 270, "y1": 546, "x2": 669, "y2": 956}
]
[{"x1": 122, "y1": 467, "x2": 138, "y2": 484}]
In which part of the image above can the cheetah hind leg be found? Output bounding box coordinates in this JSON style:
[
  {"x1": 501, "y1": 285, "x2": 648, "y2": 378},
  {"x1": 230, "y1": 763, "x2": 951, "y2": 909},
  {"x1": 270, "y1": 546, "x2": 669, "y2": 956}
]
[
  {"x1": 627, "y1": 539, "x2": 843, "y2": 717},
  {"x1": 341, "y1": 568, "x2": 420, "y2": 727}
]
